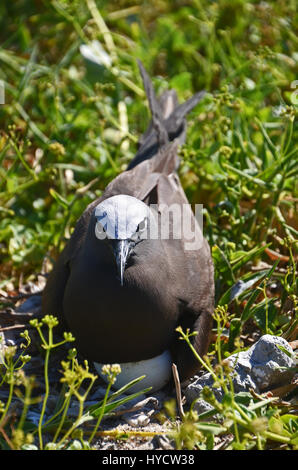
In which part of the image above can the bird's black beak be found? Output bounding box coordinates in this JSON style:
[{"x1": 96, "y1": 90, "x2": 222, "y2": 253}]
[{"x1": 111, "y1": 239, "x2": 133, "y2": 286}]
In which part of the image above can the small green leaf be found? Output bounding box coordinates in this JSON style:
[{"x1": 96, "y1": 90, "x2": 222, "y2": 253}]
[
  {"x1": 196, "y1": 422, "x2": 227, "y2": 435},
  {"x1": 277, "y1": 345, "x2": 293, "y2": 358},
  {"x1": 49, "y1": 188, "x2": 69, "y2": 209}
]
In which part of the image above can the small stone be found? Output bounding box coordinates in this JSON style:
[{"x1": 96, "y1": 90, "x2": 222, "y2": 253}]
[{"x1": 124, "y1": 411, "x2": 151, "y2": 427}]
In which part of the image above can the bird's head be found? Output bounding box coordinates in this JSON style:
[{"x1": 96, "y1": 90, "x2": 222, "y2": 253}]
[{"x1": 94, "y1": 195, "x2": 155, "y2": 285}]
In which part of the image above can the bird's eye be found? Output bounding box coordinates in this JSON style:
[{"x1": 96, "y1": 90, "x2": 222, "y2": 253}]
[
  {"x1": 131, "y1": 218, "x2": 147, "y2": 242},
  {"x1": 95, "y1": 221, "x2": 107, "y2": 240},
  {"x1": 137, "y1": 218, "x2": 147, "y2": 232}
]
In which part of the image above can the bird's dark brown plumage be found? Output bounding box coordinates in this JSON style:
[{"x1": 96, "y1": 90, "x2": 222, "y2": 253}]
[{"x1": 42, "y1": 62, "x2": 214, "y2": 383}]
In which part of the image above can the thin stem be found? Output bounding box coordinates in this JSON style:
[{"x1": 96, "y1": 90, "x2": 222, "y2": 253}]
[
  {"x1": 35, "y1": 326, "x2": 48, "y2": 349},
  {"x1": 38, "y1": 347, "x2": 50, "y2": 450},
  {"x1": 88, "y1": 381, "x2": 112, "y2": 444},
  {"x1": 283, "y1": 117, "x2": 294, "y2": 157},
  {"x1": 56, "y1": 376, "x2": 96, "y2": 447},
  {"x1": 233, "y1": 401, "x2": 251, "y2": 424},
  {"x1": 17, "y1": 380, "x2": 34, "y2": 431},
  {"x1": 233, "y1": 419, "x2": 240, "y2": 445},
  {"x1": 52, "y1": 394, "x2": 72, "y2": 443},
  {"x1": 257, "y1": 433, "x2": 263, "y2": 450},
  {"x1": 177, "y1": 328, "x2": 217, "y2": 380},
  {"x1": 57, "y1": 397, "x2": 85, "y2": 446},
  {"x1": 85, "y1": 0, "x2": 116, "y2": 57},
  {"x1": 263, "y1": 431, "x2": 290, "y2": 444},
  {"x1": 0, "y1": 364, "x2": 14, "y2": 428},
  {"x1": 10, "y1": 139, "x2": 37, "y2": 180}
]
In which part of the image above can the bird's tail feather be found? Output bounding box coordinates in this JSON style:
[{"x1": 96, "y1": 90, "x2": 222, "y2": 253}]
[
  {"x1": 127, "y1": 61, "x2": 205, "y2": 170},
  {"x1": 137, "y1": 60, "x2": 169, "y2": 149}
]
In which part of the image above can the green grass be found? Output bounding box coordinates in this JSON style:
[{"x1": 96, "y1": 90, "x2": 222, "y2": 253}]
[{"x1": 0, "y1": 0, "x2": 297, "y2": 450}]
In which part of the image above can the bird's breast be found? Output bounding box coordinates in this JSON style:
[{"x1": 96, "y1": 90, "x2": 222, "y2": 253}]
[{"x1": 63, "y1": 257, "x2": 179, "y2": 364}]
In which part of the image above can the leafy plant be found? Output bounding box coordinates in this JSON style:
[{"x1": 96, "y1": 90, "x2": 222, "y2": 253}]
[
  {"x1": 165, "y1": 311, "x2": 298, "y2": 451},
  {"x1": 0, "y1": 317, "x2": 150, "y2": 450}
]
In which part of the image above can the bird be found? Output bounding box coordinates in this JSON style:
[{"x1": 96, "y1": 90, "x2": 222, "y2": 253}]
[{"x1": 42, "y1": 61, "x2": 214, "y2": 393}]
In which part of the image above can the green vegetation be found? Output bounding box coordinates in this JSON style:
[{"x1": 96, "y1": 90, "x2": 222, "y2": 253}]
[
  {"x1": 0, "y1": 316, "x2": 151, "y2": 450},
  {"x1": 0, "y1": 0, "x2": 297, "y2": 450}
]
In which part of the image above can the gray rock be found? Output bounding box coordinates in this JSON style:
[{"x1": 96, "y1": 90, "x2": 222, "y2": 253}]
[
  {"x1": 186, "y1": 373, "x2": 222, "y2": 407},
  {"x1": 122, "y1": 396, "x2": 160, "y2": 427},
  {"x1": 123, "y1": 411, "x2": 153, "y2": 427},
  {"x1": 188, "y1": 398, "x2": 215, "y2": 416},
  {"x1": 185, "y1": 335, "x2": 295, "y2": 413},
  {"x1": 230, "y1": 334, "x2": 294, "y2": 390},
  {"x1": 16, "y1": 295, "x2": 42, "y2": 314}
]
